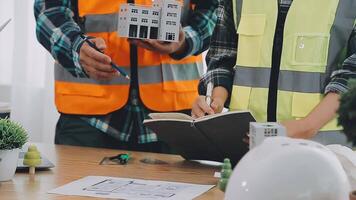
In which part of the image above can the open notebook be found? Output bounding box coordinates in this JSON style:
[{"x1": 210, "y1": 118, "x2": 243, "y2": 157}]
[{"x1": 144, "y1": 111, "x2": 256, "y2": 165}]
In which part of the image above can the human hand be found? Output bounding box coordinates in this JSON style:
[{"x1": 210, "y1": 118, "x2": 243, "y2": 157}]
[
  {"x1": 128, "y1": 29, "x2": 186, "y2": 55},
  {"x1": 191, "y1": 96, "x2": 225, "y2": 119},
  {"x1": 79, "y1": 37, "x2": 117, "y2": 81},
  {"x1": 282, "y1": 119, "x2": 317, "y2": 139}
]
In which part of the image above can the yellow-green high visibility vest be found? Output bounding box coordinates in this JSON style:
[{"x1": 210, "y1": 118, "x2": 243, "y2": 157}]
[{"x1": 230, "y1": 0, "x2": 356, "y2": 132}]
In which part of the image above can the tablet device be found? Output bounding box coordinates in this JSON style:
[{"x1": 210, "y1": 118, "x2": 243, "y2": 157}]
[{"x1": 17, "y1": 151, "x2": 55, "y2": 170}]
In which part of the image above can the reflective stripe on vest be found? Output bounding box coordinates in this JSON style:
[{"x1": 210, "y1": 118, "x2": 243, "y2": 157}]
[
  {"x1": 233, "y1": 66, "x2": 326, "y2": 93},
  {"x1": 230, "y1": 0, "x2": 356, "y2": 132},
  {"x1": 85, "y1": 13, "x2": 118, "y2": 33},
  {"x1": 54, "y1": 0, "x2": 203, "y2": 114},
  {"x1": 55, "y1": 62, "x2": 203, "y2": 85}
]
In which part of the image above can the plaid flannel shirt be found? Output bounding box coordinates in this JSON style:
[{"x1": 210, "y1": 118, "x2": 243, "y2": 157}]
[
  {"x1": 34, "y1": 0, "x2": 218, "y2": 144},
  {"x1": 199, "y1": 0, "x2": 356, "y2": 99}
]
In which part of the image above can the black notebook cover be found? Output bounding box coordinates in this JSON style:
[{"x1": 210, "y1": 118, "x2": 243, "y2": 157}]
[{"x1": 144, "y1": 111, "x2": 255, "y2": 165}]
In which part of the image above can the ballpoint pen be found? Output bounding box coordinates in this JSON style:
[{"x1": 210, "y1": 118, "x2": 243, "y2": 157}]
[
  {"x1": 82, "y1": 36, "x2": 130, "y2": 80},
  {"x1": 206, "y1": 81, "x2": 213, "y2": 106},
  {"x1": 0, "y1": 19, "x2": 11, "y2": 32}
]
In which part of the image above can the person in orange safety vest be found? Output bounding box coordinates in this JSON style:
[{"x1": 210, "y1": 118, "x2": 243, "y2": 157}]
[{"x1": 34, "y1": 0, "x2": 218, "y2": 152}]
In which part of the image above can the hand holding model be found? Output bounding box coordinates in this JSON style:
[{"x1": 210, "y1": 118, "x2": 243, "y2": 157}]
[{"x1": 129, "y1": 29, "x2": 186, "y2": 55}]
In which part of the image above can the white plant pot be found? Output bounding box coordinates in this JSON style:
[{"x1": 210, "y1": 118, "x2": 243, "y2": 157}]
[{"x1": 0, "y1": 148, "x2": 20, "y2": 181}]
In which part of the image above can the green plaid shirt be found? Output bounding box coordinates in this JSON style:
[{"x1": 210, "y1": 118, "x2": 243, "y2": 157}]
[
  {"x1": 83, "y1": 89, "x2": 158, "y2": 144},
  {"x1": 199, "y1": 0, "x2": 356, "y2": 97},
  {"x1": 34, "y1": 0, "x2": 218, "y2": 144}
]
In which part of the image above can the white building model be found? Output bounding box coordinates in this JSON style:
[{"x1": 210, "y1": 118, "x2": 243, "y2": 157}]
[{"x1": 118, "y1": 0, "x2": 181, "y2": 42}]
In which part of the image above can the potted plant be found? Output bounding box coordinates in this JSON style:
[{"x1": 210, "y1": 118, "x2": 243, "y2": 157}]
[{"x1": 0, "y1": 118, "x2": 28, "y2": 181}]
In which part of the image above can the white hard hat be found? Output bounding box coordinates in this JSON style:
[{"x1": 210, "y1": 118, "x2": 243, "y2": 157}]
[{"x1": 225, "y1": 137, "x2": 350, "y2": 200}]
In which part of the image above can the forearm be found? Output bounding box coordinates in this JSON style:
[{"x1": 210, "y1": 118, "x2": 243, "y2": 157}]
[
  {"x1": 292, "y1": 26, "x2": 356, "y2": 138},
  {"x1": 198, "y1": 1, "x2": 237, "y2": 104},
  {"x1": 282, "y1": 93, "x2": 340, "y2": 139},
  {"x1": 34, "y1": 0, "x2": 86, "y2": 77},
  {"x1": 170, "y1": 0, "x2": 218, "y2": 59},
  {"x1": 212, "y1": 86, "x2": 229, "y2": 103},
  {"x1": 305, "y1": 93, "x2": 340, "y2": 135}
]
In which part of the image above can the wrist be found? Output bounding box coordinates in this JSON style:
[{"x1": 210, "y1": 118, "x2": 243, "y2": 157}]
[
  {"x1": 169, "y1": 28, "x2": 190, "y2": 60},
  {"x1": 71, "y1": 34, "x2": 88, "y2": 77},
  {"x1": 301, "y1": 92, "x2": 340, "y2": 138},
  {"x1": 300, "y1": 117, "x2": 319, "y2": 138},
  {"x1": 173, "y1": 39, "x2": 187, "y2": 55},
  {"x1": 212, "y1": 86, "x2": 228, "y2": 104}
]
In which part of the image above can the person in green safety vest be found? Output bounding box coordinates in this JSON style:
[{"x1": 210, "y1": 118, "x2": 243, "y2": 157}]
[{"x1": 192, "y1": 0, "x2": 356, "y2": 144}]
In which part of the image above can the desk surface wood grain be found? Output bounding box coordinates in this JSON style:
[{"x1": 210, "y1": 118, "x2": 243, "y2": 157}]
[{"x1": 0, "y1": 144, "x2": 224, "y2": 200}]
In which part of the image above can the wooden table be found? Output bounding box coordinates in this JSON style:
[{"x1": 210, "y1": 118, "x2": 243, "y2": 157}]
[{"x1": 0, "y1": 144, "x2": 224, "y2": 200}]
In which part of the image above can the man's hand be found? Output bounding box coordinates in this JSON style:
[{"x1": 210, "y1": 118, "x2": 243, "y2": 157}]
[
  {"x1": 192, "y1": 96, "x2": 215, "y2": 118},
  {"x1": 191, "y1": 87, "x2": 228, "y2": 118},
  {"x1": 79, "y1": 38, "x2": 117, "y2": 81},
  {"x1": 128, "y1": 29, "x2": 186, "y2": 55}
]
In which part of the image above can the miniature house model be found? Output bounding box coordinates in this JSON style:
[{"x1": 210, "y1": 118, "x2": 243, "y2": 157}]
[{"x1": 118, "y1": 0, "x2": 181, "y2": 42}]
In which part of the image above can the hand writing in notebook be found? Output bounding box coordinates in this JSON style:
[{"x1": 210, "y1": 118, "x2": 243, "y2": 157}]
[{"x1": 191, "y1": 86, "x2": 228, "y2": 118}]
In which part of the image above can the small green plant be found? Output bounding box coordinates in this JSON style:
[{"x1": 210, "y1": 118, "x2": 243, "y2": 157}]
[
  {"x1": 0, "y1": 118, "x2": 28, "y2": 150},
  {"x1": 338, "y1": 79, "x2": 356, "y2": 145}
]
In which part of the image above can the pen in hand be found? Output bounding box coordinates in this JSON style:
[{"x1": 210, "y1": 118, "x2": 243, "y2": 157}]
[
  {"x1": 206, "y1": 82, "x2": 213, "y2": 107},
  {"x1": 82, "y1": 36, "x2": 130, "y2": 80}
]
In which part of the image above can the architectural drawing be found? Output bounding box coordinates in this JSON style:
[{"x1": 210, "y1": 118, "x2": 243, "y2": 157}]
[
  {"x1": 48, "y1": 176, "x2": 214, "y2": 200},
  {"x1": 118, "y1": 0, "x2": 181, "y2": 42},
  {"x1": 84, "y1": 179, "x2": 189, "y2": 198}
]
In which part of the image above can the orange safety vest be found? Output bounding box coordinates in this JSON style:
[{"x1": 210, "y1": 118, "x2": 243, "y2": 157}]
[{"x1": 55, "y1": 0, "x2": 203, "y2": 115}]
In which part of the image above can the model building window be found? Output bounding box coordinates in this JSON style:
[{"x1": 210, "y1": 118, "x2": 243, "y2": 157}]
[
  {"x1": 139, "y1": 26, "x2": 148, "y2": 38},
  {"x1": 166, "y1": 21, "x2": 176, "y2": 26},
  {"x1": 150, "y1": 27, "x2": 158, "y2": 39},
  {"x1": 166, "y1": 32, "x2": 175, "y2": 41},
  {"x1": 152, "y1": 11, "x2": 159, "y2": 16},
  {"x1": 167, "y1": 13, "x2": 177, "y2": 17},
  {"x1": 141, "y1": 19, "x2": 148, "y2": 23},
  {"x1": 152, "y1": 20, "x2": 158, "y2": 24},
  {"x1": 129, "y1": 24, "x2": 138, "y2": 38},
  {"x1": 168, "y1": 4, "x2": 178, "y2": 9},
  {"x1": 131, "y1": 18, "x2": 137, "y2": 22},
  {"x1": 131, "y1": 9, "x2": 138, "y2": 13},
  {"x1": 142, "y1": 10, "x2": 149, "y2": 14}
]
